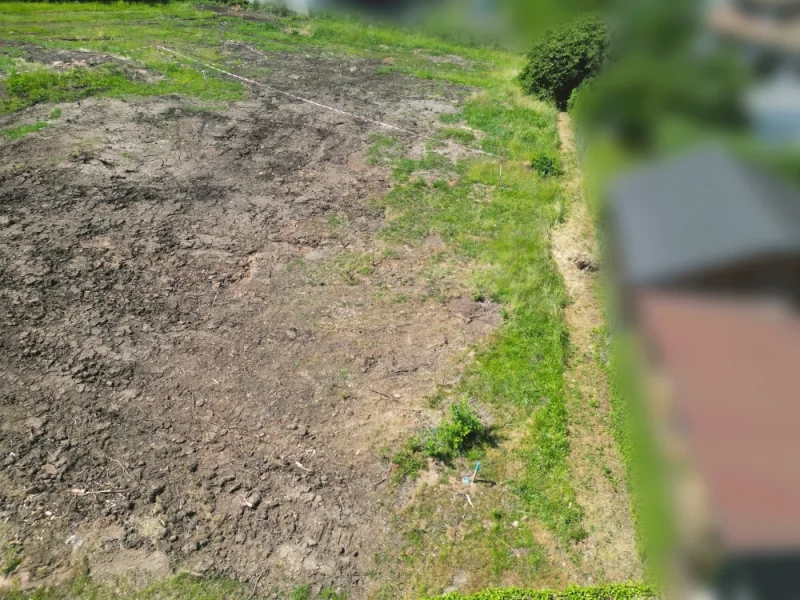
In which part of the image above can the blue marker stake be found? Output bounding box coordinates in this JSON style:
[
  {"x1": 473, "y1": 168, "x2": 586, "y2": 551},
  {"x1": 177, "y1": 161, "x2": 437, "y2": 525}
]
[{"x1": 462, "y1": 462, "x2": 481, "y2": 485}]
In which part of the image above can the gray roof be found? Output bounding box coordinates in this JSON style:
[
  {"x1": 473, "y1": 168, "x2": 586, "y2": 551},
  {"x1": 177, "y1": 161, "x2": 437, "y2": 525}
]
[{"x1": 609, "y1": 147, "x2": 800, "y2": 286}]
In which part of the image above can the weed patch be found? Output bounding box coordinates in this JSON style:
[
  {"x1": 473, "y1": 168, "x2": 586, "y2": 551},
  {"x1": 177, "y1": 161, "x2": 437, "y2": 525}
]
[
  {"x1": 437, "y1": 127, "x2": 476, "y2": 145},
  {"x1": 423, "y1": 399, "x2": 491, "y2": 463},
  {"x1": 0, "y1": 62, "x2": 243, "y2": 115},
  {"x1": 366, "y1": 132, "x2": 401, "y2": 166},
  {"x1": 392, "y1": 436, "x2": 427, "y2": 482},
  {"x1": 2, "y1": 120, "x2": 49, "y2": 140},
  {"x1": 393, "y1": 399, "x2": 492, "y2": 478},
  {"x1": 2, "y1": 541, "x2": 21, "y2": 577},
  {"x1": 528, "y1": 151, "x2": 563, "y2": 177}
]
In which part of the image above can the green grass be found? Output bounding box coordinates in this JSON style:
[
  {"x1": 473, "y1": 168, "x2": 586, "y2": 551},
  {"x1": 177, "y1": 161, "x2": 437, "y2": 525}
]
[
  {"x1": 375, "y1": 83, "x2": 585, "y2": 555},
  {"x1": 437, "y1": 126, "x2": 476, "y2": 144},
  {"x1": 290, "y1": 584, "x2": 312, "y2": 600},
  {"x1": 392, "y1": 436, "x2": 428, "y2": 482},
  {"x1": 2, "y1": 120, "x2": 50, "y2": 140},
  {"x1": 1, "y1": 62, "x2": 244, "y2": 115},
  {"x1": 366, "y1": 132, "x2": 401, "y2": 166},
  {"x1": 0, "y1": 1, "x2": 518, "y2": 109},
  {"x1": 3, "y1": 542, "x2": 22, "y2": 577},
  {"x1": 1, "y1": 574, "x2": 253, "y2": 600},
  {"x1": 425, "y1": 583, "x2": 656, "y2": 599},
  {"x1": 598, "y1": 325, "x2": 673, "y2": 587}
]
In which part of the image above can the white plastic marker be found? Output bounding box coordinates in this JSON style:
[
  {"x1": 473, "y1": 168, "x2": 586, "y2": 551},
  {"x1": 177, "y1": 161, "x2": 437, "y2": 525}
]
[{"x1": 155, "y1": 44, "x2": 504, "y2": 165}]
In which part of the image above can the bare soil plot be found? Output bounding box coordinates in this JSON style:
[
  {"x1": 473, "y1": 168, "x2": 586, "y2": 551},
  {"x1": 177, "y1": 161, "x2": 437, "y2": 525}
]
[{"x1": 0, "y1": 45, "x2": 500, "y2": 595}]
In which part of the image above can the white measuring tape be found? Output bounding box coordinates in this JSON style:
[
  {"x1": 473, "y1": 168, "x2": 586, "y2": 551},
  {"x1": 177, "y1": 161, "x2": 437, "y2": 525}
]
[{"x1": 154, "y1": 44, "x2": 504, "y2": 162}]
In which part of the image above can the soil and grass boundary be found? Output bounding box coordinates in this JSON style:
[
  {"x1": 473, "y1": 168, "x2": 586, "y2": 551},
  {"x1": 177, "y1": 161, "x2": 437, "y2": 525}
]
[{"x1": 1, "y1": 2, "x2": 648, "y2": 597}]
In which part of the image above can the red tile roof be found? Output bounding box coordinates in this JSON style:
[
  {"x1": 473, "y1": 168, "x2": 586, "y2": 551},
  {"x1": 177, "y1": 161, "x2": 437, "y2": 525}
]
[{"x1": 637, "y1": 291, "x2": 800, "y2": 553}]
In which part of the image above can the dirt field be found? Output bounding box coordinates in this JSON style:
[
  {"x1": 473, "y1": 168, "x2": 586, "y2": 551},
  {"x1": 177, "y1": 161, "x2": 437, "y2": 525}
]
[{"x1": 0, "y1": 43, "x2": 502, "y2": 595}]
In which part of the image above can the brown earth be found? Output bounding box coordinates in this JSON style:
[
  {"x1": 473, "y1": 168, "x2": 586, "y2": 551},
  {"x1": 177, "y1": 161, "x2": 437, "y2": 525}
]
[{"x1": 0, "y1": 46, "x2": 500, "y2": 596}]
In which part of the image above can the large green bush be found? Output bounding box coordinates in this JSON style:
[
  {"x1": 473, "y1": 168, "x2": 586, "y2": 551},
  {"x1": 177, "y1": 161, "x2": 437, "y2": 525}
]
[{"x1": 517, "y1": 15, "x2": 609, "y2": 110}]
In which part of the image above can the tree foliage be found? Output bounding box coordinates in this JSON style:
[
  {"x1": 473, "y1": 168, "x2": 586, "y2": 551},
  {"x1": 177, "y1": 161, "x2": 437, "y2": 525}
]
[
  {"x1": 517, "y1": 15, "x2": 609, "y2": 110},
  {"x1": 568, "y1": 0, "x2": 748, "y2": 152}
]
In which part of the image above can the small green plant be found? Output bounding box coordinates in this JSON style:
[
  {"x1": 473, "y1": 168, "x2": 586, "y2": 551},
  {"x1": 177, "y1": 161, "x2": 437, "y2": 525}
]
[
  {"x1": 392, "y1": 400, "x2": 490, "y2": 480},
  {"x1": 290, "y1": 584, "x2": 312, "y2": 600},
  {"x1": 49, "y1": 107, "x2": 62, "y2": 119},
  {"x1": 328, "y1": 213, "x2": 343, "y2": 228},
  {"x1": 3, "y1": 542, "x2": 22, "y2": 576},
  {"x1": 529, "y1": 151, "x2": 562, "y2": 177},
  {"x1": 320, "y1": 586, "x2": 347, "y2": 600},
  {"x1": 517, "y1": 14, "x2": 609, "y2": 110},
  {"x1": 424, "y1": 399, "x2": 486, "y2": 462},
  {"x1": 392, "y1": 436, "x2": 426, "y2": 482}
]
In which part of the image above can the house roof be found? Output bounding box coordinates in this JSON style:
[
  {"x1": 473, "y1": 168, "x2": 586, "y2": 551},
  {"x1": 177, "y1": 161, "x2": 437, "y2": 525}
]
[
  {"x1": 609, "y1": 147, "x2": 800, "y2": 286},
  {"x1": 637, "y1": 291, "x2": 800, "y2": 554}
]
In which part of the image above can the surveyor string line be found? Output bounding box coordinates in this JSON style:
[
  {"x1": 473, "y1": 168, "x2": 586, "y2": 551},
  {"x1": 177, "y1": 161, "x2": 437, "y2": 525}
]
[{"x1": 155, "y1": 44, "x2": 503, "y2": 161}]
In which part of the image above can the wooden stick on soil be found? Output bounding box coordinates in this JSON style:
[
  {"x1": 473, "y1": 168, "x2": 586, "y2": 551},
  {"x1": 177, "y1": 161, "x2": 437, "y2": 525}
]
[
  {"x1": 373, "y1": 459, "x2": 392, "y2": 488},
  {"x1": 247, "y1": 569, "x2": 268, "y2": 600}
]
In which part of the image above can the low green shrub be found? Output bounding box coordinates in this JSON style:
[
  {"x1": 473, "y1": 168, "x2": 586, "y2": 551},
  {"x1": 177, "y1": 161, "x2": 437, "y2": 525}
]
[
  {"x1": 517, "y1": 15, "x2": 609, "y2": 110},
  {"x1": 424, "y1": 399, "x2": 486, "y2": 462},
  {"x1": 528, "y1": 151, "x2": 562, "y2": 177},
  {"x1": 393, "y1": 400, "x2": 489, "y2": 478}
]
